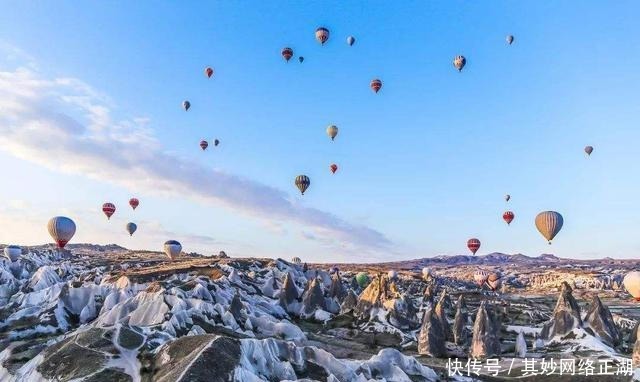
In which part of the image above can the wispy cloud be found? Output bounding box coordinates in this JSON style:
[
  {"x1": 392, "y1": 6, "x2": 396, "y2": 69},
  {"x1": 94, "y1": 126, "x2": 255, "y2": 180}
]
[{"x1": 0, "y1": 52, "x2": 392, "y2": 253}]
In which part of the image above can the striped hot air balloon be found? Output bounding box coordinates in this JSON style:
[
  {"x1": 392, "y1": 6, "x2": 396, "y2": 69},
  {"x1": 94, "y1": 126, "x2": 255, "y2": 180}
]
[
  {"x1": 330, "y1": 164, "x2": 338, "y2": 174},
  {"x1": 102, "y1": 203, "x2": 116, "y2": 220},
  {"x1": 295, "y1": 175, "x2": 310, "y2": 195},
  {"x1": 48, "y1": 216, "x2": 76, "y2": 249},
  {"x1": 535, "y1": 211, "x2": 563, "y2": 244},
  {"x1": 315, "y1": 27, "x2": 330, "y2": 44},
  {"x1": 503, "y1": 211, "x2": 515, "y2": 225},
  {"x1": 326, "y1": 125, "x2": 338, "y2": 141},
  {"x1": 467, "y1": 238, "x2": 481, "y2": 255},
  {"x1": 204, "y1": 67, "x2": 214, "y2": 78},
  {"x1": 291, "y1": 256, "x2": 301, "y2": 264},
  {"x1": 473, "y1": 269, "x2": 489, "y2": 287},
  {"x1": 370, "y1": 79, "x2": 382, "y2": 93},
  {"x1": 200, "y1": 140, "x2": 209, "y2": 150},
  {"x1": 281, "y1": 47, "x2": 293, "y2": 62},
  {"x1": 126, "y1": 222, "x2": 137, "y2": 236},
  {"x1": 487, "y1": 272, "x2": 502, "y2": 291},
  {"x1": 453, "y1": 55, "x2": 466, "y2": 72},
  {"x1": 164, "y1": 240, "x2": 182, "y2": 261},
  {"x1": 585, "y1": 146, "x2": 594, "y2": 156},
  {"x1": 3, "y1": 245, "x2": 21, "y2": 262},
  {"x1": 129, "y1": 198, "x2": 139, "y2": 210}
]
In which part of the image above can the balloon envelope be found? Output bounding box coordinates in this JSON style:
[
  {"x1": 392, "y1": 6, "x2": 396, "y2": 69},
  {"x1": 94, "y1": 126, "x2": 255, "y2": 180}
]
[
  {"x1": 298, "y1": 56, "x2": 304, "y2": 63},
  {"x1": 474, "y1": 270, "x2": 489, "y2": 286},
  {"x1": 355, "y1": 272, "x2": 369, "y2": 288},
  {"x1": 129, "y1": 198, "x2": 139, "y2": 210},
  {"x1": 200, "y1": 140, "x2": 208, "y2": 150},
  {"x1": 506, "y1": 35, "x2": 514, "y2": 45},
  {"x1": 102, "y1": 203, "x2": 116, "y2": 220},
  {"x1": 453, "y1": 55, "x2": 466, "y2": 71},
  {"x1": 164, "y1": 240, "x2": 182, "y2": 260},
  {"x1": 535, "y1": 211, "x2": 564, "y2": 243},
  {"x1": 295, "y1": 175, "x2": 310, "y2": 195},
  {"x1": 347, "y1": 36, "x2": 355, "y2": 46},
  {"x1": 624, "y1": 271, "x2": 640, "y2": 300},
  {"x1": 422, "y1": 267, "x2": 432, "y2": 279},
  {"x1": 183, "y1": 101, "x2": 190, "y2": 111},
  {"x1": 503, "y1": 211, "x2": 515, "y2": 225},
  {"x1": 467, "y1": 238, "x2": 481, "y2": 255},
  {"x1": 585, "y1": 146, "x2": 594, "y2": 155},
  {"x1": 370, "y1": 79, "x2": 382, "y2": 93},
  {"x1": 330, "y1": 164, "x2": 338, "y2": 174},
  {"x1": 505, "y1": 194, "x2": 511, "y2": 202},
  {"x1": 48, "y1": 216, "x2": 76, "y2": 248},
  {"x1": 281, "y1": 47, "x2": 293, "y2": 62},
  {"x1": 388, "y1": 270, "x2": 398, "y2": 280},
  {"x1": 4, "y1": 245, "x2": 21, "y2": 262},
  {"x1": 291, "y1": 257, "x2": 301, "y2": 264},
  {"x1": 315, "y1": 27, "x2": 329, "y2": 44},
  {"x1": 126, "y1": 222, "x2": 137, "y2": 236},
  {"x1": 214, "y1": 139, "x2": 220, "y2": 146},
  {"x1": 326, "y1": 125, "x2": 338, "y2": 141},
  {"x1": 205, "y1": 67, "x2": 214, "y2": 78}
]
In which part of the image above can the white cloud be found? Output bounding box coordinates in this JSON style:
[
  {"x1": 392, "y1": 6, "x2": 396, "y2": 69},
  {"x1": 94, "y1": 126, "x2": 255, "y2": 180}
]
[{"x1": 0, "y1": 57, "x2": 392, "y2": 253}]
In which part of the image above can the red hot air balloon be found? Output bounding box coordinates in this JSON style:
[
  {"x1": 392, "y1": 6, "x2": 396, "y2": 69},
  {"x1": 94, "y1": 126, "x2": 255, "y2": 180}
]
[
  {"x1": 200, "y1": 140, "x2": 209, "y2": 150},
  {"x1": 102, "y1": 203, "x2": 116, "y2": 220},
  {"x1": 281, "y1": 47, "x2": 293, "y2": 62},
  {"x1": 129, "y1": 198, "x2": 139, "y2": 210},
  {"x1": 315, "y1": 27, "x2": 330, "y2": 44},
  {"x1": 467, "y1": 238, "x2": 481, "y2": 255},
  {"x1": 204, "y1": 67, "x2": 214, "y2": 78},
  {"x1": 503, "y1": 211, "x2": 515, "y2": 225},
  {"x1": 370, "y1": 79, "x2": 382, "y2": 93},
  {"x1": 330, "y1": 164, "x2": 338, "y2": 174}
]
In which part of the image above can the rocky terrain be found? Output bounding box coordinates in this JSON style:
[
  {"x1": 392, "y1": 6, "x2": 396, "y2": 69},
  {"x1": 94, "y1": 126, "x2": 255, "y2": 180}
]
[{"x1": 1, "y1": 245, "x2": 640, "y2": 381}]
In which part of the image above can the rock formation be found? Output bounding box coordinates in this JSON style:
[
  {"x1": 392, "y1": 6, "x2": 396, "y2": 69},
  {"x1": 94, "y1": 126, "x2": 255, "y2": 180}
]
[
  {"x1": 340, "y1": 289, "x2": 359, "y2": 313},
  {"x1": 417, "y1": 303, "x2": 446, "y2": 357},
  {"x1": 583, "y1": 294, "x2": 621, "y2": 347},
  {"x1": 301, "y1": 277, "x2": 327, "y2": 316},
  {"x1": 278, "y1": 272, "x2": 299, "y2": 313},
  {"x1": 453, "y1": 295, "x2": 468, "y2": 346},
  {"x1": 540, "y1": 281, "x2": 582, "y2": 340},
  {"x1": 328, "y1": 273, "x2": 347, "y2": 300},
  {"x1": 515, "y1": 331, "x2": 527, "y2": 357},
  {"x1": 435, "y1": 291, "x2": 453, "y2": 341},
  {"x1": 470, "y1": 301, "x2": 501, "y2": 359}
]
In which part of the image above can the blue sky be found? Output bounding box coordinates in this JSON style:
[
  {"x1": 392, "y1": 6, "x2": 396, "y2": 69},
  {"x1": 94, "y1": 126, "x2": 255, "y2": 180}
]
[{"x1": 0, "y1": 1, "x2": 639, "y2": 261}]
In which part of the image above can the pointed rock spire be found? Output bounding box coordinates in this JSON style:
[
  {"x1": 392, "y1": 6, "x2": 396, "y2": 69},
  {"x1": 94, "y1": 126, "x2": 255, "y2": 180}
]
[
  {"x1": 515, "y1": 331, "x2": 527, "y2": 357},
  {"x1": 470, "y1": 301, "x2": 501, "y2": 359},
  {"x1": 540, "y1": 281, "x2": 582, "y2": 340},
  {"x1": 328, "y1": 273, "x2": 347, "y2": 300},
  {"x1": 584, "y1": 294, "x2": 621, "y2": 347},
  {"x1": 453, "y1": 295, "x2": 468, "y2": 346},
  {"x1": 301, "y1": 277, "x2": 327, "y2": 316},
  {"x1": 340, "y1": 289, "x2": 359, "y2": 314},
  {"x1": 278, "y1": 272, "x2": 299, "y2": 312},
  {"x1": 418, "y1": 303, "x2": 446, "y2": 357},
  {"x1": 435, "y1": 291, "x2": 453, "y2": 341}
]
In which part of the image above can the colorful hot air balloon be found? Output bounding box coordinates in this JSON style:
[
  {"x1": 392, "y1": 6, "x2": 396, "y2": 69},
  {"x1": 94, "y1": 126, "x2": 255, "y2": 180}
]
[
  {"x1": 453, "y1": 55, "x2": 466, "y2": 72},
  {"x1": 467, "y1": 238, "x2": 481, "y2": 255},
  {"x1": 505, "y1": 194, "x2": 511, "y2": 202},
  {"x1": 205, "y1": 67, "x2": 214, "y2": 78},
  {"x1": 299, "y1": 56, "x2": 304, "y2": 63},
  {"x1": 473, "y1": 269, "x2": 489, "y2": 287},
  {"x1": 623, "y1": 271, "x2": 640, "y2": 301},
  {"x1": 347, "y1": 36, "x2": 355, "y2": 46},
  {"x1": 355, "y1": 272, "x2": 369, "y2": 288},
  {"x1": 422, "y1": 267, "x2": 432, "y2": 279},
  {"x1": 370, "y1": 79, "x2": 382, "y2": 93},
  {"x1": 164, "y1": 240, "x2": 182, "y2": 261},
  {"x1": 503, "y1": 211, "x2": 515, "y2": 225},
  {"x1": 535, "y1": 211, "x2": 563, "y2": 244},
  {"x1": 3, "y1": 245, "x2": 21, "y2": 262},
  {"x1": 48, "y1": 216, "x2": 76, "y2": 249},
  {"x1": 183, "y1": 101, "x2": 190, "y2": 111},
  {"x1": 281, "y1": 47, "x2": 293, "y2": 62},
  {"x1": 326, "y1": 125, "x2": 338, "y2": 141},
  {"x1": 126, "y1": 222, "x2": 137, "y2": 236},
  {"x1": 102, "y1": 203, "x2": 116, "y2": 220},
  {"x1": 487, "y1": 272, "x2": 502, "y2": 291},
  {"x1": 200, "y1": 140, "x2": 209, "y2": 150},
  {"x1": 295, "y1": 175, "x2": 310, "y2": 195},
  {"x1": 291, "y1": 256, "x2": 301, "y2": 264},
  {"x1": 315, "y1": 27, "x2": 330, "y2": 45},
  {"x1": 330, "y1": 164, "x2": 338, "y2": 174},
  {"x1": 129, "y1": 198, "x2": 139, "y2": 210},
  {"x1": 214, "y1": 139, "x2": 220, "y2": 147},
  {"x1": 506, "y1": 35, "x2": 514, "y2": 45},
  {"x1": 585, "y1": 146, "x2": 594, "y2": 156}
]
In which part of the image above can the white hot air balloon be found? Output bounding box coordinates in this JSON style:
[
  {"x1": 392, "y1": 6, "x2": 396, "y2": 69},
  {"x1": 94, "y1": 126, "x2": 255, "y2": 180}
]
[
  {"x1": 291, "y1": 256, "x2": 302, "y2": 264},
  {"x1": 388, "y1": 270, "x2": 398, "y2": 280},
  {"x1": 422, "y1": 267, "x2": 432, "y2": 279},
  {"x1": 623, "y1": 271, "x2": 640, "y2": 301},
  {"x1": 164, "y1": 240, "x2": 182, "y2": 261},
  {"x1": 47, "y1": 216, "x2": 76, "y2": 249},
  {"x1": 3, "y1": 245, "x2": 21, "y2": 262}
]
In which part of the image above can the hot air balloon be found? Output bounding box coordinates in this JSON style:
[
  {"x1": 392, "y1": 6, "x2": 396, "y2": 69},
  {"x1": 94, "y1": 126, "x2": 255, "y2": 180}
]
[
  {"x1": 347, "y1": 36, "x2": 355, "y2": 46},
  {"x1": 505, "y1": 194, "x2": 511, "y2": 202},
  {"x1": 585, "y1": 146, "x2": 594, "y2": 156},
  {"x1": 126, "y1": 222, "x2": 137, "y2": 236},
  {"x1": 129, "y1": 198, "x2": 139, "y2": 210},
  {"x1": 214, "y1": 139, "x2": 220, "y2": 147},
  {"x1": 506, "y1": 35, "x2": 514, "y2": 45},
  {"x1": 164, "y1": 240, "x2": 182, "y2": 261},
  {"x1": 388, "y1": 270, "x2": 398, "y2": 280},
  {"x1": 623, "y1": 271, "x2": 640, "y2": 300},
  {"x1": 535, "y1": 211, "x2": 563, "y2": 244},
  {"x1": 205, "y1": 67, "x2": 214, "y2": 78},
  {"x1": 183, "y1": 101, "x2": 190, "y2": 111},
  {"x1": 326, "y1": 125, "x2": 338, "y2": 141},
  {"x1": 487, "y1": 272, "x2": 502, "y2": 291},
  {"x1": 422, "y1": 267, "x2": 433, "y2": 279},
  {"x1": 355, "y1": 272, "x2": 369, "y2": 288},
  {"x1": 370, "y1": 79, "x2": 382, "y2": 93},
  {"x1": 473, "y1": 269, "x2": 489, "y2": 287},
  {"x1": 200, "y1": 140, "x2": 209, "y2": 150},
  {"x1": 48, "y1": 216, "x2": 76, "y2": 249},
  {"x1": 453, "y1": 55, "x2": 466, "y2": 72},
  {"x1": 503, "y1": 211, "x2": 515, "y2": 225},
  {"x1": 291, "y1": 257, "x2": 301, "y2": 264},
  {"x1": 281, "y1": 47, "x2": 293, "y2": 62},
  {"x1": 102, "y1": 203, "x2": 116, "y2": 220},
  {"x1": 467, "y1": 238, "x2": 481, "y2": 255},
  {"x1": 330, "y1": 164, "x2": 338, "y2": 174},
  {"x1": 299, "y1": 56, "x2": 304, "y2": 63},
  {"x1": 3, "y1": 245, "x2": 21, "y2": 262},
  {"x1": 295, "y1": 175, "x2": 310, "y2": 195},
  {"x1": 315, "y1": 27, "x2": 329, "y2": 44}
]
